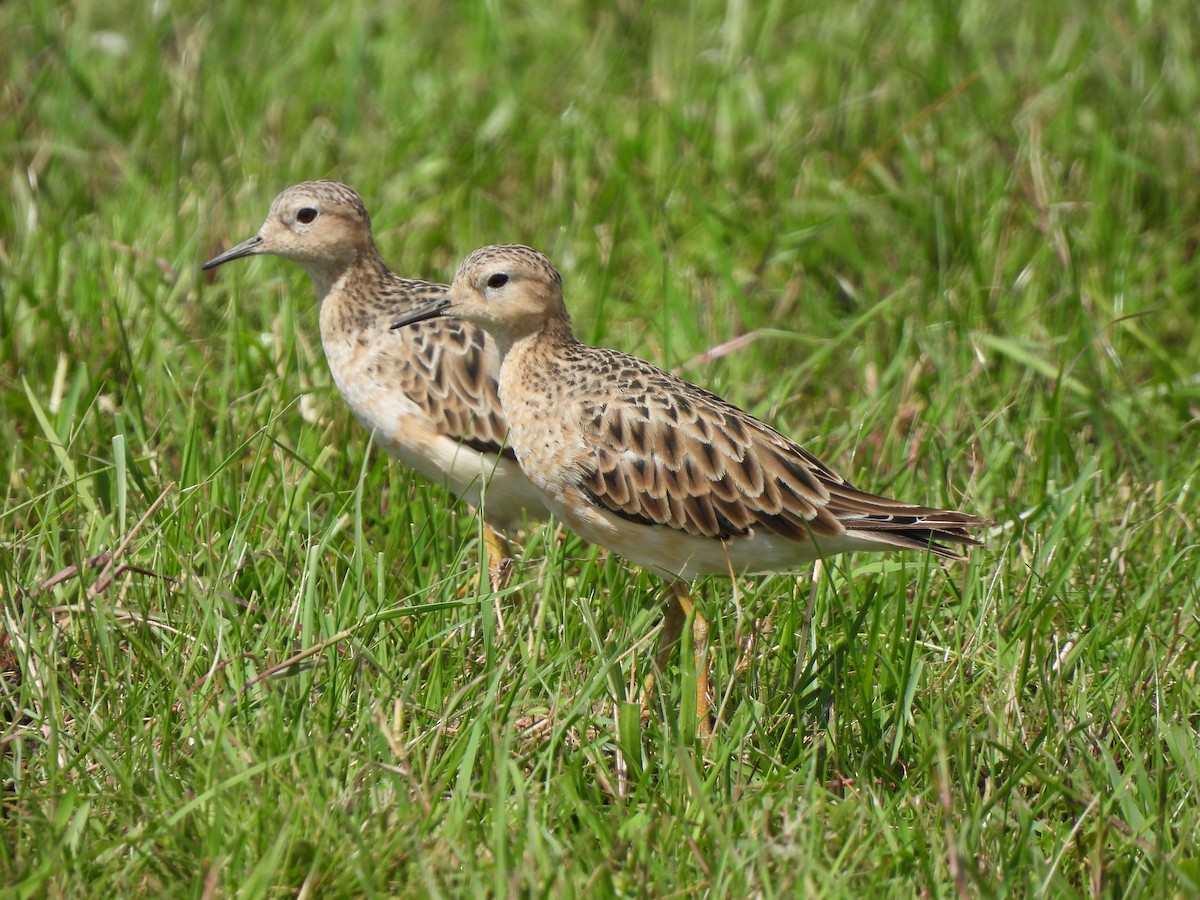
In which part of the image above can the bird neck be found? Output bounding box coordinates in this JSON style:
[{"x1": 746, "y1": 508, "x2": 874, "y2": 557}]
[
  {"x1": 309, "y1": 243, "x2": 389, "y2": 305},
  {"x1": 494, "y1": 314, "x2": 574, "y2": 360},
  {"x1": 314, "y1": 245, "x2": 395, "y2": 349},
  {"x1": 497, "y1": 316, "x2": 580, "y2": 427}
]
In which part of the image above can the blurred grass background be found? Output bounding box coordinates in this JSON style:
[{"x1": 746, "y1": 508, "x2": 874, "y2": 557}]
[{"x1": 2, "y1": 0, "x2": 1198, "y2": 894}]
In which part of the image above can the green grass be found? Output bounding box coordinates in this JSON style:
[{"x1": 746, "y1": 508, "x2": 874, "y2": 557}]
[{"x1": 3, "y1": 0, "x2": 1199, "y2": 894}]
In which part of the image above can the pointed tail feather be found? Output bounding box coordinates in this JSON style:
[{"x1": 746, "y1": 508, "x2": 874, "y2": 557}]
[{"x1": 843, "y1": 510, "x2": 988, "y2": 559}]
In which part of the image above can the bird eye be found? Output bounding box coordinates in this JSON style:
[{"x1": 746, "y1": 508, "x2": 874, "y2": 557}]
[
  {"x1": 296, "y1": 207, "x2": 318, "y2": 224},
  {"x1": 486, "y1": 273, "x2": 509, "y2": 289}
]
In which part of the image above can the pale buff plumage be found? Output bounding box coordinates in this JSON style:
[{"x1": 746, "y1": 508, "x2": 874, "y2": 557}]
[
  {"x1": 393, "y1": 244, "x2": 985, "y2": 579},
  {"x1": 391, "y1": 243, "x2": 987, "y2": 735},
  {"x1": 202, "y1": 185, "x2": 547, "y2": 584}
]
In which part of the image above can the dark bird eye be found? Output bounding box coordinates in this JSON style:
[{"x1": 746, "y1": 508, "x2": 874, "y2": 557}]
[
  {"x1": 486, "y1": 273, "x2": 509, "y2": 289},
  {"x1": 296, "y1": 207, "x2": 318, "y2": 224}
]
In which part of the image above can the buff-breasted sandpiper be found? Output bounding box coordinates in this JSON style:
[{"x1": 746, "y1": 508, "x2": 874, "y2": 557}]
[
  {"x1": 391, "y1": 244, "x2": 988, "y2": 736},
  {"x1": 203, "y1": 184, "x2": 547, "y2": 588}
]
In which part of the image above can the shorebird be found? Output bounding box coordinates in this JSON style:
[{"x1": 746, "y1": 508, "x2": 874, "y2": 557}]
[
  {"x1": 391, "y1": 244, "x2": 987, "y2": 736},
  {"x1": 202, "y1": 183, "x2": 547, "y2": 588}
]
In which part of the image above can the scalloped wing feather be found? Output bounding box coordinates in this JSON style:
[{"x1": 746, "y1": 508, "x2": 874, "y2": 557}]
[{"x1": 574, "y1": 346, "x2": 983, "y2": 557}]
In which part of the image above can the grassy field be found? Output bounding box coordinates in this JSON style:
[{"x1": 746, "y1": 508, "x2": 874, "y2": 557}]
[{"x1": 3, "y1": 0, "x2": 1199, "y2": 894}]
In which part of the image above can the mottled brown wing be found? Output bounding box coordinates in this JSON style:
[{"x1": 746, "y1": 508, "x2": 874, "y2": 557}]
[
  {"x1": 575, "y1": 348, "x2": 849, "y2": 541},
  {"x1": 385, "y1": 279, "x2": 513, "y2": 459}
]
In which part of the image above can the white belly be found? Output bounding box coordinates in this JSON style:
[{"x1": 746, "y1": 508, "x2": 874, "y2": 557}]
[{"x1": 541, "y1": 485, "x2": 871, "y2": 580}]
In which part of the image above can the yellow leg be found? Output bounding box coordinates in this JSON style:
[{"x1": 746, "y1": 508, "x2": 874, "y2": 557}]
[
  {"x1": 670, "y1": 583, "x2": 711, "y2": 741},
  {"x1": 457, "y1": 524, "x2": 514, "y2": 598},
  {"x1": 482, "y1": 524, "x2": 514, "y2": 593},
  {"x1": 643, "y1": 582, "x2": 711, "y2": 740}
]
